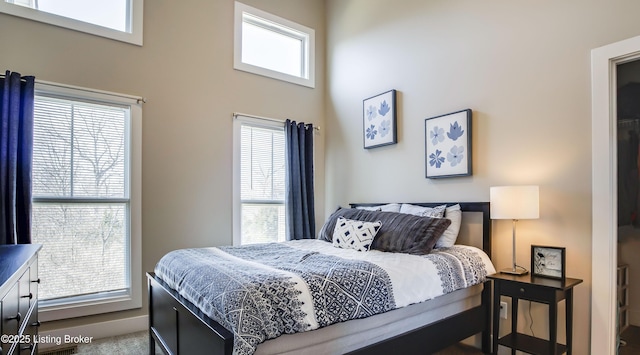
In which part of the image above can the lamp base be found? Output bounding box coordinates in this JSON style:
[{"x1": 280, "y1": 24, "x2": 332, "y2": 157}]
[{"x1": 500, "y1": 267, "x2": 529, "y2": 275}]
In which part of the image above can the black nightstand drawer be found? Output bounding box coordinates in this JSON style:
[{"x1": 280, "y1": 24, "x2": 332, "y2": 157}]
[{"x1": 500, "y1": 281, "x2": 554, "y2": 301}]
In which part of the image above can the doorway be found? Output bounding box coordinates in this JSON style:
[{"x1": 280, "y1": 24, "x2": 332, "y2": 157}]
[
  {"x1": 592, "y1": 35, "x2": 640, "y2": 355},
  {"x1": 616, "y1": 59, "x2": 640, "y2": 354}
]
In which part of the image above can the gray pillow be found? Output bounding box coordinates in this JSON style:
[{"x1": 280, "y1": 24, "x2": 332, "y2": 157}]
[{"x1": 318, "y1": 207, "x2": 451, "y2": 255}]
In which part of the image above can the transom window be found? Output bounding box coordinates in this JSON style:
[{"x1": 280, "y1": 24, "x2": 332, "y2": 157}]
[
  {"x1": 234, "y1": 1, "x2": 315, "y2": 88},
  {"x1": 0, "y1": 0, "x2": 143, "y2": 45}
]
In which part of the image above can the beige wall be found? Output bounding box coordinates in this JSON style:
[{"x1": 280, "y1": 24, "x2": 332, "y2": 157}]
[
  {"x1": 4, "y1": 0, "x2": 640, "y2": 350},
  {"x1": 325, "y1": 0, "x2": 640, "y2": 353},
  {"x1": 0, "y1": 0, "x2": 325, "y2": 332}
]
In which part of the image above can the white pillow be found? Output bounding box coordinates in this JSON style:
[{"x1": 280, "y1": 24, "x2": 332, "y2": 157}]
[
  {"x1": 356, "y1": 203, "x2": 401, "y2": 213},
  {"x1": 435, "y1": 204, "x2": 462, "y2": 248},
  {"x1": 399, "y1": 203, "x2": 446, "y2": 218},
  {"x1": 332, "y1": 217, "x2": 382, "y2": 252}
]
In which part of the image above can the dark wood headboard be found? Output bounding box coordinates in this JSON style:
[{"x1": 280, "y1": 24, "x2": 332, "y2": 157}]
[{"x1": 348, "y1": 202, "x2": 491, "y2": 259}]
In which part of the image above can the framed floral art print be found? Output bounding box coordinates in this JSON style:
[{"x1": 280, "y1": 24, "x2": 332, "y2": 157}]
[
  {"x1": 363, "y1": 90, "x2": 397, "y2": 149},
  {"x1": 425, "y1": 109, "x2": 472, "y2": 178}
]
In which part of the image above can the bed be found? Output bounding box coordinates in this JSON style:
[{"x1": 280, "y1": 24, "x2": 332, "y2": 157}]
[{"x1": 147, "y1": 201, "x2": 494, "y2": 355}]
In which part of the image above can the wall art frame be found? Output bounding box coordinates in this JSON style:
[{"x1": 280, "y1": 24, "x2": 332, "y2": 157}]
[
  {"x1": 363, "y1": 89, "x2": 397, "y2": 149},
  {"x1": 425, "y1": 109, "x2": 472, "y2": 178},
  {"x1": 531, "y1": 245, "x2": 566, "y2": 280}
]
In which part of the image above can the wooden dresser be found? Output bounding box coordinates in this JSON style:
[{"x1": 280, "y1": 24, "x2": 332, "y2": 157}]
[{"x1": 0, "y1": 244, "x2": 41, "y2": 355}]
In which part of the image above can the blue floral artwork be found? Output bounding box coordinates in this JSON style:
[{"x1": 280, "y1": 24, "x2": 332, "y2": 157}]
[
  {"x1": 425, "y1": 109, "x2": 472, "y2": 178},
  {"x1": 447, "y1": 145, "x2": 464, "y2": 167},
  {"x1": 378, "y1": 100, "x2": 391, "y2": 116},
  {"x1": 430, "y1": 126, "x2": 445, "y2": 145},
  {"x1": 366, "y1": 124, "x2": 378, "y2": 140},
  {"x1": 429, "y1": 149, "x2": 445, "y2": 168},
  {"x1": 447, "y1": 121, "x2": 464, "y2": 141},
  {"x1": 379, "y1": 120, "x2": 391, "y2": 137},
  {"x1": 366, "y1": 105, "x2": 377, "y2": 121},
  {"x1": 363, "y1": 90, "x2": 397, "y2": 148}
]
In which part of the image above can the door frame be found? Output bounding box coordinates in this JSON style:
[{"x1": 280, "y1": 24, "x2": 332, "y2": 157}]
[{"x1": 592, "y1": 34, "x2": 640, "y2": 354}]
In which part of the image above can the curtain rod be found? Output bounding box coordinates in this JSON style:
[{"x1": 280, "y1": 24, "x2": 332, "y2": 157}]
[
  {"x1": 1, "y1": 74, "x2": 146, "y2": 104},
  {"x1": 233, "y1": 112, "x2": 320, "y2": 131}
]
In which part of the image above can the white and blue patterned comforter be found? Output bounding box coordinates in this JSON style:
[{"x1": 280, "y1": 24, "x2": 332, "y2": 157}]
[{"x1": 154, "y1": 240, "x2": 495, "y2": 355}]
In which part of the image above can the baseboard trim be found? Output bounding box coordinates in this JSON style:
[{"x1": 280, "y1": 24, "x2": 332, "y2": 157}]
[{"x1": 38, "y1": 315, "x2": 148, "y2": 350}]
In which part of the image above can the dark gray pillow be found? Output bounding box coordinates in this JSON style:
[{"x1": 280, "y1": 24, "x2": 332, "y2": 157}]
[{"x1": 318, "y1": 207, "x2": 451, "y2": 255}]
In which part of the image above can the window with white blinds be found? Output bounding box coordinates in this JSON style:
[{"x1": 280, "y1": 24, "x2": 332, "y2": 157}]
[
  {"x1": 234, "y1": 118, "x2": 286, "y2": 244},
  {"x1": 32, "y1": 84, "x2": 141, "y2": 320},
  {"x1": 33, "y1": 97, "x2": 127, "y2": 199},
  {"x1": 0, "y1": 0, "x2": 143, "y2": 45}
]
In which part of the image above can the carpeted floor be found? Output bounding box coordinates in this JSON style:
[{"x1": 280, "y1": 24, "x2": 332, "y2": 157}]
[
  {"x1": 68, "y1": 331, "x2": 483, "y2": 355},
  {"x1": 74, "y1": 331, "x2": 162, "y2": 355}
]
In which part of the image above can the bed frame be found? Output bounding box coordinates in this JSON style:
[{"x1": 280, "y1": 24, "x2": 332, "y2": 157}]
[{"x1": 147, "y1": 202, "x2": 492, "y2": 355}]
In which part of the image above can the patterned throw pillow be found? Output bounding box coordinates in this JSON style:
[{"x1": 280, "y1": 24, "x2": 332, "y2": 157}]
[
  {"x1": 355, "y1": 203, "x2": 401, "y2": 212},
  {"x1": 399, "y1": 203, "x2": 447, "y2": 218},
  {"x1": 332, "y1": 217, "x2": 382, "y2": 252}
]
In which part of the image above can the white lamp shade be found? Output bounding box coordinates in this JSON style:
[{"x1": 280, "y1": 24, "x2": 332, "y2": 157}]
[{"x1": 490, "y1": 185, "x2": 539, "y2": 220}]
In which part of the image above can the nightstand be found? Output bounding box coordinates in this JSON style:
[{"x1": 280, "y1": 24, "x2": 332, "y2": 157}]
[{"x1": 487, "y1": 273, "x2": 583, "y2": 355}]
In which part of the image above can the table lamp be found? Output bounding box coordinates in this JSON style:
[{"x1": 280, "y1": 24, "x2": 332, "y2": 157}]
[{"x1": 490, "y1": 185, "x2": 539, "y2": 275}]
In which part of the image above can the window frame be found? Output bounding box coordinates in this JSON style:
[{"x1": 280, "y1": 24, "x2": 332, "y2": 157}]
[
  {"x1": 232, "y1": 114, "x2": 286, "y2": 246},
  {"x1": 0, "y1": 0, "x2": 143, "y2": 46},
  {"x1": 33, "y1": 81, "x2": 142, "y2": 321},
  {"x1": 233, "y1": 1, "x2": 315, "y2": 88}
]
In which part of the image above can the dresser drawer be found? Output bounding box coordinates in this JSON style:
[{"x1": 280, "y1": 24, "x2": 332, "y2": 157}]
[
  {"x1": 500, "y1": 281, "x2": 555, "y2": 301},
  {"x1": 28, "y1": 263, "x2": 38, "y2": 307},
  {"x1": 21, "y1": 303, "x2": 39, "y2": 355},
  {"x1": 1, "y1": 282, "x2": 20, "y2": 354},
  {"x1": 18, "y1": 271, "x2": 32, "y2": 323}
]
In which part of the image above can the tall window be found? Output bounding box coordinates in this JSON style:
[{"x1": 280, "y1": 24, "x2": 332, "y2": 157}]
[
  {"x1": 234, "y1": 1, "x2": 315, "y2": 88},
  {"x1": 32, "y1": 83, "x2": 142, "y2": 321},
  {"x1": 233, "y1": 116, "x2": 286, "y2": 245},
  {"x1": 0, "y1": 0, "x2": 143, "y2": 45}
]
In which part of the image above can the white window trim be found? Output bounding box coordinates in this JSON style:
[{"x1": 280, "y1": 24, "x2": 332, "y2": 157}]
[
  {"x1": 0, "y1": 0, "x2": 143, "y2": 46},
  {"x1": 34, "y1": 81, "x2": 142, "y2": 321},
  {"x1": 233, "y1": 1, "x2": 315, "y2": 88},
  {"x1": 232, "y1": 113, "x2": 285, "y2": 246}
]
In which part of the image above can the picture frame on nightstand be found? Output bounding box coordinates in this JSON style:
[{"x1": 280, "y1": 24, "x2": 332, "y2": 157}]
[{"x1": 531, "y1": 245, "x2": 566, "y2": 280}]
